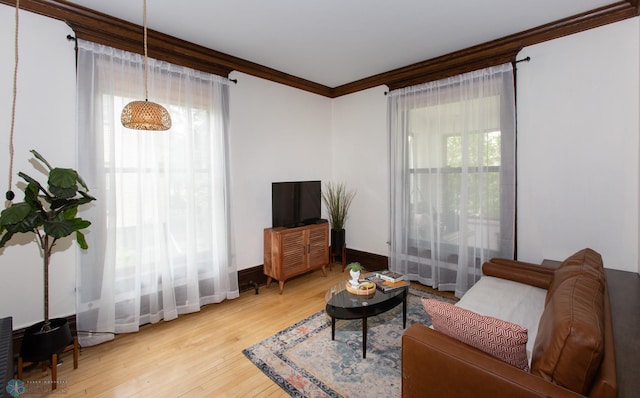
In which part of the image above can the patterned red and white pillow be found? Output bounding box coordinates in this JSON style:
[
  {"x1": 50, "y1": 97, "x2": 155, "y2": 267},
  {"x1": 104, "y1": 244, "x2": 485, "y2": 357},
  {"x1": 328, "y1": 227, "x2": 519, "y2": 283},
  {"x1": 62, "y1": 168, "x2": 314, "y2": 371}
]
[{"x1": 422, "y1": 298, "x2": 529, "y2": 371}]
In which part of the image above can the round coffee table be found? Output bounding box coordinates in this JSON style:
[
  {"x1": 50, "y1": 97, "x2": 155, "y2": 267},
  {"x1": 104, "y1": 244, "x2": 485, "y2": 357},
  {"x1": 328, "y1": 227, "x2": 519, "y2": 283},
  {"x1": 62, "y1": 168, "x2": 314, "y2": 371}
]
[{"x1": 325, "y1": 280, "x2": 408, "y2": 358}]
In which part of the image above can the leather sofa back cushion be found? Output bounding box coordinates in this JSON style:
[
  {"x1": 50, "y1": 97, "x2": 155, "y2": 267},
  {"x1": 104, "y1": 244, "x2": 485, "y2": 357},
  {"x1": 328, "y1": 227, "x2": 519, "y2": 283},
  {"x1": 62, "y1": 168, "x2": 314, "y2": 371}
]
[
  {"x1": 531, "y1": 275, "x2": 604, "y2": 395},
  {"x1": 561, "y1": 248, "x2": 605, "y2": 275},
  {"x1": 546, "y1": 248, "x2": 605, "y2": 306}
]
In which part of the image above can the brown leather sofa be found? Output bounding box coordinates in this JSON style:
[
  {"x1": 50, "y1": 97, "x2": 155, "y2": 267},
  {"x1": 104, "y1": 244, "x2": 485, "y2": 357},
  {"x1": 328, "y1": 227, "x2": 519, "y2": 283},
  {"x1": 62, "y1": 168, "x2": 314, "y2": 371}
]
[{"x1": 402, "y1": 248, "x2": 616, "y2": 397}]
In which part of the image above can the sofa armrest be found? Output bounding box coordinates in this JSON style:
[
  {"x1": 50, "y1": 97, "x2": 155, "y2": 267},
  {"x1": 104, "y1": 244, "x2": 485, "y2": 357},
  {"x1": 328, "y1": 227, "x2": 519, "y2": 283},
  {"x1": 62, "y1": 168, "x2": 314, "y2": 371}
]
[
  {"x1": 589, "y1": 285, "x2": 617, "y2": 398},
  {"x1": 482, "y1": 258, "x2": 555, "y2": 289},
  {"x1": 402, "y1": 324, "x2": 584, "y2": 398}
]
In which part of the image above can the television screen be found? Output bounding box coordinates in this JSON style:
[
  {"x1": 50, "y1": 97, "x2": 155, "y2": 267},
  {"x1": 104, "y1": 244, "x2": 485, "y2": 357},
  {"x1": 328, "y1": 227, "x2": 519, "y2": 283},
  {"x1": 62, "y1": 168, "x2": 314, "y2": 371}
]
[{"x1": 272, "y1": 181, "x2": 322, "y2": 227}]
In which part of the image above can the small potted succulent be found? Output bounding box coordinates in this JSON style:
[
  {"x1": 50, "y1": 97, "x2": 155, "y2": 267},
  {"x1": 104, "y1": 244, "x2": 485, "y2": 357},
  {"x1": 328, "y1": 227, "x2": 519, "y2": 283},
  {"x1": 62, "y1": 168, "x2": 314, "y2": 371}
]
[{"x1": 346, "y1": 262, "x2": 364, "y2": 286}]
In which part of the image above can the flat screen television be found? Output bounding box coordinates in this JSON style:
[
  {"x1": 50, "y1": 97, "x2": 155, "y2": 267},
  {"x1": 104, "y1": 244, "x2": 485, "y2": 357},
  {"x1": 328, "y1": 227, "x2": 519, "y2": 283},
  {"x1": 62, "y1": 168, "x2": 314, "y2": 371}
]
[{"x1": 272, "y1": 180, "x2": 322, "y2": 228}]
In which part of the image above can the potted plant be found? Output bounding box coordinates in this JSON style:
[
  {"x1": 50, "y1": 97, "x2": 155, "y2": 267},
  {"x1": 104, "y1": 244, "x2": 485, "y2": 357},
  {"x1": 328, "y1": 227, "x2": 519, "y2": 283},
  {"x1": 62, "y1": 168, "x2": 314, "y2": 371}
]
[
  {"x1": 346, "y1": 262, "x2": 364, "y2": 285},
  {"x1": 321, "y1": 182, "x2": 356, "y2": 257},
  {"x1": 0, "y1": 150, "x2": 96, "y2": 361}
]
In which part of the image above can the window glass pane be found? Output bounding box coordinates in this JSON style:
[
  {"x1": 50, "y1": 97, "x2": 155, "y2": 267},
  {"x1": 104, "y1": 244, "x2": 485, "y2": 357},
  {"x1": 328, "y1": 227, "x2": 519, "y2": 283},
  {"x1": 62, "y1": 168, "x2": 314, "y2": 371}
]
[
  {"x1": 406, "y1": 96, "x2": 503, "y2": 250},
  {"x1": 102, "y1": 93, "x2": 219, "y2": 271}
]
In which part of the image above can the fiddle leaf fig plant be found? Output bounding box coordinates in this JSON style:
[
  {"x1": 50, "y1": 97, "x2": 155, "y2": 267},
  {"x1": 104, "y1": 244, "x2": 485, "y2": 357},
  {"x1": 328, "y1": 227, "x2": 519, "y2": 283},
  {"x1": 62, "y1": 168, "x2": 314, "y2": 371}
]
[{"x1": 0, "y1": 150, "x2": 96, "y2": 330}]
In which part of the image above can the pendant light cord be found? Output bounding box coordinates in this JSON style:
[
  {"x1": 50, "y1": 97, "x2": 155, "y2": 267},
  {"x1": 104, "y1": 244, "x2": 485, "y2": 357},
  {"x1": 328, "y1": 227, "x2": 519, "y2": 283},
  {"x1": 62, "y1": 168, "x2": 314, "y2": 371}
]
[
  {"x1": 6, "y1": 0, "x2": 19, "y2": 203},
  {"x1": 143, "y1": 0, "x2": 149, "y2": 102}
]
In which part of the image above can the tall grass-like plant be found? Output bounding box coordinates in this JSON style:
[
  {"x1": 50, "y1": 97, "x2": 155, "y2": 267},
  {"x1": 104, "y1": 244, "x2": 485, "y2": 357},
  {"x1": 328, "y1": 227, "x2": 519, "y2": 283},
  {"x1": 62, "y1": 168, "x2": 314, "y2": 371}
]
[{"x1": 321, "y1": 182, "x2": 355, "y2": 230}]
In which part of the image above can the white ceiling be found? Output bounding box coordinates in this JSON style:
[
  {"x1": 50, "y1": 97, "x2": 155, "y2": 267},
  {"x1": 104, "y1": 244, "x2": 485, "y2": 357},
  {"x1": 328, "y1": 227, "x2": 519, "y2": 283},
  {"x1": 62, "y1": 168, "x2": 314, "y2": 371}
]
[{"x1": 69, "y1": 0, "x2": 616, "y2": 88}]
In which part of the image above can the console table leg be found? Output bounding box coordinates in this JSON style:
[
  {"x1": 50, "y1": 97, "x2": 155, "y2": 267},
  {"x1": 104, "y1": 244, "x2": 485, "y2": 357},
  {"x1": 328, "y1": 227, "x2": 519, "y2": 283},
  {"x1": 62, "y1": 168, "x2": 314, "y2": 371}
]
[{"x1": 331, "y1": 316, "x2": 336, "y2": 340}]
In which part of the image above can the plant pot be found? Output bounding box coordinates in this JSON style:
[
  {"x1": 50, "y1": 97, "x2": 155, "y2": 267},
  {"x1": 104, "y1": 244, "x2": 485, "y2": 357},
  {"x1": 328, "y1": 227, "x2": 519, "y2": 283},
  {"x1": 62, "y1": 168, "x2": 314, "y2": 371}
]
[
  {"x1": 349, "y1": 269, "x2": 360, "y2": 285},
  {"x1": 330, "y1": 228, "x2": 345, "y2": 255},
  {"x1": 20, "y1": 318, "x2": 72, "y2": 362}
]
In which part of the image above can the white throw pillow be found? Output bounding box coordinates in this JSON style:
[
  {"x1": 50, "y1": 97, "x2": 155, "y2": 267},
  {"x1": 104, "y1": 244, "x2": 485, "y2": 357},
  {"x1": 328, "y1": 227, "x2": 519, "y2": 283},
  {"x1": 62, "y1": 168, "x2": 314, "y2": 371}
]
[{"x1": 456, "y1": 276, "x2": 546, "y2": 366}]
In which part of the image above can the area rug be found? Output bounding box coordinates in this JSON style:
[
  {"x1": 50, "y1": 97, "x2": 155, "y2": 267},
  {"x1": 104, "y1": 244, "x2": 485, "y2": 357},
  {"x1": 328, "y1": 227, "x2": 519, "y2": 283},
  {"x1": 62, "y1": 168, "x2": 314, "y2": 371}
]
[{"x1": 242, "y1": 287, "x2": 456, "y2": 398}]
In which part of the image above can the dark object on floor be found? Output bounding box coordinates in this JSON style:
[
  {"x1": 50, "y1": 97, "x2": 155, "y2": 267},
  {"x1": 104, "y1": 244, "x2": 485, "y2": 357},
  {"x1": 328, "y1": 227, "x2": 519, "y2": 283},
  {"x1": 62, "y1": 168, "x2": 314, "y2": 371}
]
[
  {"x1": 18, "y1": 318, "x2": 79, "y2": 391},
  {"x1": 0, "y1": 317, "x2": 12, "y2": 398}
]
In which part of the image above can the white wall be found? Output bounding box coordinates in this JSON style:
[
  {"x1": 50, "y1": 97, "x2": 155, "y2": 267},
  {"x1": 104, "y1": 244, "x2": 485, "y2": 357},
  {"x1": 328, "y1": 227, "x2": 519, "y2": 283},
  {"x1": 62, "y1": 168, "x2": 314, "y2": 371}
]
[
  {"x1": 331, "y1": 86, "x2": 389, "y2": 256},
  {"x1": 228, "y1": 72, "x2": 333, "y2": 270},
  {"x1": 0, "y1": 7, "x2": 76, "y2": 328},
  {"x1": 516, "y1": 17, "x2": 640, "y2": 272},
  {"x1": 1, "y1": 5, "x2": 638, "y2": 329}
]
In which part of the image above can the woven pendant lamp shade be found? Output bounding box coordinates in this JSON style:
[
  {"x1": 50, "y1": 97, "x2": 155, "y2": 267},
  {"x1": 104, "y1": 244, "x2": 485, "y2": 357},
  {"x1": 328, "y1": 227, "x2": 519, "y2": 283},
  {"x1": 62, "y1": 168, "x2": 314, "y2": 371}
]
[
  {"x1": 121, "y1": 0, "x2": 171, "y2": 131},
  {"x1": 121, "y1": 100, "x2": 171, "y2": 130}
]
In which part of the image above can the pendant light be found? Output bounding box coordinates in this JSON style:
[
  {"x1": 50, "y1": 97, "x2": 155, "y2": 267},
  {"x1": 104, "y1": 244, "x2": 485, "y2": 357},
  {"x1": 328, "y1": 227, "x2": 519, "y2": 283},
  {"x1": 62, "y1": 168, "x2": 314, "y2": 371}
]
[{"x1": 121, "y1": 0, "x2": 171, "y2": 130}]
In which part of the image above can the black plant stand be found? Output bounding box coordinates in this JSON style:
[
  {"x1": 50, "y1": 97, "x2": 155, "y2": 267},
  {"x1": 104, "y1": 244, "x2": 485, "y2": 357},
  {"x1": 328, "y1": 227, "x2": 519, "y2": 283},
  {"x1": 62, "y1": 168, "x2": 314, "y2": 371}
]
[
  {"x1": 18, "y1": 318, "x2": 79, "y2": 391},
  {"x1": 329, "y1": 243, "x2": 346, "y2": 271},
  {"x1": 329, "y1": 228, "x2": 346, "y2": 271}
]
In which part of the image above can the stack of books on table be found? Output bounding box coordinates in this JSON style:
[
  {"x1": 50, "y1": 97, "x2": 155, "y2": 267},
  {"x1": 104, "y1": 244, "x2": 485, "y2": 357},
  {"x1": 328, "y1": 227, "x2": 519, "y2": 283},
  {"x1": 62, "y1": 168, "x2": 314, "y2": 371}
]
[
  {"x1": 375, "y1": 270, "x2": 406, "y2": 282},
  {"x1": 365, "y1": 270, "x2": 409, "y2": 292}
]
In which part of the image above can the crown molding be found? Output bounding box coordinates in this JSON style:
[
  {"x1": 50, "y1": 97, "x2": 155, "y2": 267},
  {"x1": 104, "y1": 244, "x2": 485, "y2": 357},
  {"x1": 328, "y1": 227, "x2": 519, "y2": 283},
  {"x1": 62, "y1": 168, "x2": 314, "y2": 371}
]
[
  {"x1": 0, "y1": 0, "x2": 638, "y2": 98},
  {"x1": 0, "y1": 0, "x2": 333, "y2": 97},
  {"x1": 333, "y1": 1, "x2": 639, "y2": 96}
]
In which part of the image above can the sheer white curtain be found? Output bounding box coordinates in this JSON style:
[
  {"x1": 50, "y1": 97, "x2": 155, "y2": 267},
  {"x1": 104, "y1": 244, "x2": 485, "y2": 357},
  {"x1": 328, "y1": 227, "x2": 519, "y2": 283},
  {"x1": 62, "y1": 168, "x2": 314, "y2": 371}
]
[
  {"x1": 388, "y1": 63, "x2": 516, "y2": 297},
  {"x1": 75, "y1": 40, "x2": 239, "y2": 346}
]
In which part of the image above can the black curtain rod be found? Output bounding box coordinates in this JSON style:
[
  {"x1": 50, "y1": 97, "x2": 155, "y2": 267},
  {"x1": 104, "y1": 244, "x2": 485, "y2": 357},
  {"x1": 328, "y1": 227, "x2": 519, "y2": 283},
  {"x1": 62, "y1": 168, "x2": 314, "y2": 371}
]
[
  {"x1": 384, "y1": 57, "x2": 532, "y2": 95},
  {"x1": 67, "y1": 34, "x2": 238, "y2": 84}
]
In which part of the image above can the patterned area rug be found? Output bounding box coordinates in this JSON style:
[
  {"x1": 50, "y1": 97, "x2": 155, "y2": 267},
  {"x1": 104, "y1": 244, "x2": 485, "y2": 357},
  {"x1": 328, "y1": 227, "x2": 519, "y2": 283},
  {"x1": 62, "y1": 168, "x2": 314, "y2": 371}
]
[{"x1": 242, "y1": 288, "x2": 456, "y2": 398}]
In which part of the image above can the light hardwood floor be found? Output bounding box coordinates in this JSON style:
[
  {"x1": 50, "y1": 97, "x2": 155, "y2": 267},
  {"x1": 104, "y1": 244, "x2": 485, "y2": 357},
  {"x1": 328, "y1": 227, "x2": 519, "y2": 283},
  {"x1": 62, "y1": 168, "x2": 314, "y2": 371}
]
[{"x1": 18, "y1": 265, "x2": 356, "y2": 398}]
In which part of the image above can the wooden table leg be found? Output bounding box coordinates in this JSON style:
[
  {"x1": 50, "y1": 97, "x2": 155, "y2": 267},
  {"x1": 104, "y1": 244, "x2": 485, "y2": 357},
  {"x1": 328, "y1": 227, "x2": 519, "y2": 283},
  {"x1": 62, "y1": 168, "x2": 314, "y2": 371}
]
[
  {"x1": 51, "y1": 353, "x2": 58, "y2": 390},
  {"x1": 17, "y1": 357, "x2": 23, "y2": 379},
  {"x1": 73, "y1": 337, "x2": 79, "y2": 369}
]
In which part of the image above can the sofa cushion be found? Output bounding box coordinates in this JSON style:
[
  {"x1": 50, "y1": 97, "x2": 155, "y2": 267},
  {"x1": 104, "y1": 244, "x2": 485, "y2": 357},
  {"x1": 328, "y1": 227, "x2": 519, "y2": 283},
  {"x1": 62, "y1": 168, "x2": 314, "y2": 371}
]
[
  {"x1": 482, "y1": 260, "x2": 554, "y2": 289},
  {"x1": 560, "y1": 248, "x2": 605, "y2": 275},
  {"x1": 422, "y1": 298, "x2": 529, "y2": 370},
  {"x1": 531, "y1": 274, "x2": 605, "y2": 395},
  {"x1": 456, "y1": 276, "x2": 546, "y2": 365},
  {"x1": 546, "y1": 248, "x2": 605, "y2": 306}
]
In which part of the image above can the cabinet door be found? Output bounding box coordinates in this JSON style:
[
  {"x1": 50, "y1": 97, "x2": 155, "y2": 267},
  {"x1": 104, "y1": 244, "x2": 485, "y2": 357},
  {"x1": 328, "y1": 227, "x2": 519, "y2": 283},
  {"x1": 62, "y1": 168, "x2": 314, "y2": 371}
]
[
  {"x1": 306, "y1": 225, "x2": 328, "y2": 268},
  {"x1": 280, "y1": 230, "x2": 307, "y2": 275}
]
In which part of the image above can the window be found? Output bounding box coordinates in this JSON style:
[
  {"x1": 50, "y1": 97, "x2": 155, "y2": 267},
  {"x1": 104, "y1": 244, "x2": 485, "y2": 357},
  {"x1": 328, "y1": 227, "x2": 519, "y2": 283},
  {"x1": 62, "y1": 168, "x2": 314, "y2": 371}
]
[
  {"x1": 75, "y1": 40, "x2": 238, "y2": 347},
  {"x1": 388, "y1": 63, "x2": 515, "y2": 297}
]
